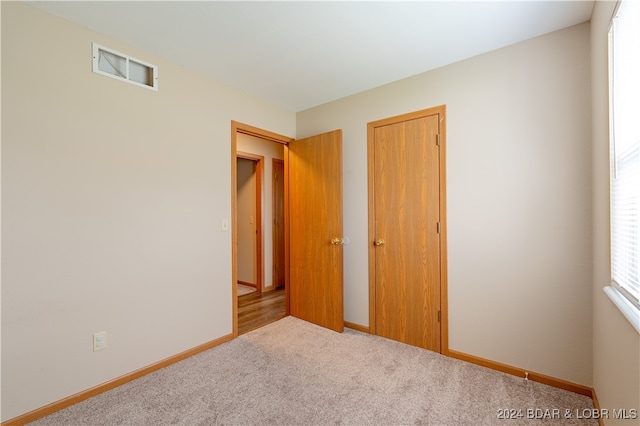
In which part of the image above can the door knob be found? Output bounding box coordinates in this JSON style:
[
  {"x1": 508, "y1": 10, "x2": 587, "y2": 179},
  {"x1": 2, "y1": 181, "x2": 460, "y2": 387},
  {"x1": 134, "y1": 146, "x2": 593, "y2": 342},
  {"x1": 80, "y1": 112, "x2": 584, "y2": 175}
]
[
  {"x1": 331, "y1": 238, "x2": 342, "y2": 245},
  {"x1": 374, "y1": 239, "x2": 385, "y2": 246}
]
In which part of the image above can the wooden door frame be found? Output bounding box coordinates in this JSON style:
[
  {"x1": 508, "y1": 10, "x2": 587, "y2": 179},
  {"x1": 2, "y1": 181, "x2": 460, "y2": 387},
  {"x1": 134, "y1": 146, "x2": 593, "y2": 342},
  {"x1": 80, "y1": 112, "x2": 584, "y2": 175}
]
[
  {"x1": 367, "y1": 105, "x2": 449, "y2": 354},
  {"x1": 272, "y1": 158, "x2": 285, "y2": 289},
  {"x1": 231, "y1": 121, "x2": 294, "y2": 338},
  {"x1": 236, "y1": 152, "x2": 264, "y2": 293}
]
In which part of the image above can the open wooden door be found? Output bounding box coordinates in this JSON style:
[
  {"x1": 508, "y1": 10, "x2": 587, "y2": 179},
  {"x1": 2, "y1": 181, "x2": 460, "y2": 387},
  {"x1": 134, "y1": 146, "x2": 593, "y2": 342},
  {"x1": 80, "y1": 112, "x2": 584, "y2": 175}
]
[
  {"x1": 272, "y1": 159, "x2": 285, "y2": 289},
  {"x1": 287, "y1": 130, "x2": 344, "y2": 332}
]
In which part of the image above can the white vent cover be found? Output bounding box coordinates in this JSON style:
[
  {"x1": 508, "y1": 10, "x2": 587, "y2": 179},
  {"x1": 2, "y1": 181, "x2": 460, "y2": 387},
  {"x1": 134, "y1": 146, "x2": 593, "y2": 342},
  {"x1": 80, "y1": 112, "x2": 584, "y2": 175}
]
[{"x1": 92, "y1": 43, "x2": 158, "y2": 90}]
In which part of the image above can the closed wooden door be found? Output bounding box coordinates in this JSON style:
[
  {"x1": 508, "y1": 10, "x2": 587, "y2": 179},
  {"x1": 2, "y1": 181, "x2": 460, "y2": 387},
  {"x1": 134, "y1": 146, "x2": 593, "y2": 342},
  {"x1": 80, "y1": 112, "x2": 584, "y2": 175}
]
[
  {"x1": 272, "y1": 159, "x2": 285, "y2": 288},
  {"x1": 368, "y1": 107, "x2": 445, "y2": 351},
  {"x1": 288, "y1": 130, "x2": 344, "y2": 332}
]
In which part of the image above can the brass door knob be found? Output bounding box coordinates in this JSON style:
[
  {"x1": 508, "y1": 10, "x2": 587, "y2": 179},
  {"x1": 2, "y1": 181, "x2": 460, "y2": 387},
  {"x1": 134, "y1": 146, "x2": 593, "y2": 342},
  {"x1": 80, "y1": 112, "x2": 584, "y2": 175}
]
[
  {"x1": 374, "y1": 239, "x2": 385, "y2": 246},
  {"x1": 331, "y1": 238, "x2": 342, "y2": 245}
]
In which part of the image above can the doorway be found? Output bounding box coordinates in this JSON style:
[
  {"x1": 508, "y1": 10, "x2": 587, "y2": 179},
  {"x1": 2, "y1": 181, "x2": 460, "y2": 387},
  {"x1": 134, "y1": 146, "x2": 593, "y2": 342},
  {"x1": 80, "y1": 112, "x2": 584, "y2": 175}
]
[
  {"x1": 367, "y1": 106, "x2": 448, "y2": 353},
  {"x1": 236, "y1": 154, "x2": 263, "y2": 295},
  {"x1": 231, "y1": 121, "x2": 345, "y2": 337},
  {"x1": 233, "y1": 126, "x2": 289, "y2": 335}
]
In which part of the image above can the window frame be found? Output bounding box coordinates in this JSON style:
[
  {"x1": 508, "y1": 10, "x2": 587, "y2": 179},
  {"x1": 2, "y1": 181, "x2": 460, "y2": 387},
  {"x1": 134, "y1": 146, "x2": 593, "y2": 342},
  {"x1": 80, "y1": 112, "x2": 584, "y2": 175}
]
[{"x1": 606, "y1": 0, "x2": 640, "y2": 334}]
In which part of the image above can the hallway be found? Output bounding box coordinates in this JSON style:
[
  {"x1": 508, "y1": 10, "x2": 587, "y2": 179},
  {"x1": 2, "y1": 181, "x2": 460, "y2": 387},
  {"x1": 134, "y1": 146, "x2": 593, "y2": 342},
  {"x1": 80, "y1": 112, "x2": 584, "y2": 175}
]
[{"x1": 238, "y1": 288, "x2": 286, "y2": 335}]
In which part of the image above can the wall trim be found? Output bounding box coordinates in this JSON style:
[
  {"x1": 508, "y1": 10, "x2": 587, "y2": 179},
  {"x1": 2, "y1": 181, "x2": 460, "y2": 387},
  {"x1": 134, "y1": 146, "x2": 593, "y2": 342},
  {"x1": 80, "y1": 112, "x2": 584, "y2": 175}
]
[
  {"x1": 591, "y1": 388, "x2": 605, "y2": 426},
  {"x1": 448, "y1": 349, "x2": 593, "y2": 397},
  {"x1": 2, "y1": 333, "x2": 234, "y2": 426},
  {"x1": 344, "y1": 321, "x2": 370, "y2": 333}
]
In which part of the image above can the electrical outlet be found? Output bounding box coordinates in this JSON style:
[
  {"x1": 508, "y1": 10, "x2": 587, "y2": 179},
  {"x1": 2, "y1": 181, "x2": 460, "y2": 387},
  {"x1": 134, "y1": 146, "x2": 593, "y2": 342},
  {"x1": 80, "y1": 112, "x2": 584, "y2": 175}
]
[{"x1": 93, "y1": 331, "x2": 107, "y2": 352}]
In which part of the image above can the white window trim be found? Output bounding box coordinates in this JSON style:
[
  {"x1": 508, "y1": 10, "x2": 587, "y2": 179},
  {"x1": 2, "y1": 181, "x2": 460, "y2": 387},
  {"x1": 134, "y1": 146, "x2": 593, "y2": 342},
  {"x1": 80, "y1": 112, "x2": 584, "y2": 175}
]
[
  {"x1": 92, "y1": 43, "x2": 158, "y2": 91},
  {"x1": 604, "y1": 286, "x2": 640, "y2": 334},
  {"x1": 606, "y1": 0, "x2": 640, "y2": 334}
]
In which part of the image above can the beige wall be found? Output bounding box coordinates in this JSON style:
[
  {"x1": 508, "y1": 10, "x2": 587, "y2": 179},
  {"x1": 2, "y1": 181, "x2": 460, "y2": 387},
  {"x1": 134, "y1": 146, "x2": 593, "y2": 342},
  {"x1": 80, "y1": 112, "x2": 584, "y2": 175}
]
[
  {"x1": 0, "y1": 2, "x2": 295, "y2": 421},
  {"x1": 4, "y1": 1, "x2": 639, "y2": 422},
  {"x1": 590, "y1": 1, "x2": 640, "y2": 424},
  {"x1": 237, "y1": 134, "x2": 285, "y2": 290},
  {"x1": 298, "y1": 23, "x2": 594, "y2": 386},
  {"x1": 236, "y1": 159, "x2": 257, "y2": 284}
]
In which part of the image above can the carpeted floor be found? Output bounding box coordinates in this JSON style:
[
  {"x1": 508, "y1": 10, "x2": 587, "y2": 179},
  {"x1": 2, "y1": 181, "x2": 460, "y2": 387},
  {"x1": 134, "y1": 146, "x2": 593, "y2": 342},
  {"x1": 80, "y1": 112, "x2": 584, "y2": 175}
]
[
  {"x1": 237, "y1": 283, "x2": 256, "y2": 296},
  {"x1": 30, "y1": 317, "x2": 597, "y2": 425}
]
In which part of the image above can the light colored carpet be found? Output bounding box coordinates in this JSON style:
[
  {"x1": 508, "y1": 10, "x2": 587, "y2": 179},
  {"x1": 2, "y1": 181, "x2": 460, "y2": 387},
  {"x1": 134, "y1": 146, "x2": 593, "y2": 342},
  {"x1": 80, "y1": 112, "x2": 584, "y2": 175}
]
[
  {"x1": 237, "y1": 283, "x2": 256, "y2": 296},
  {"x1": 30, "y1": 317, "x2": 597, "y2": 425}
]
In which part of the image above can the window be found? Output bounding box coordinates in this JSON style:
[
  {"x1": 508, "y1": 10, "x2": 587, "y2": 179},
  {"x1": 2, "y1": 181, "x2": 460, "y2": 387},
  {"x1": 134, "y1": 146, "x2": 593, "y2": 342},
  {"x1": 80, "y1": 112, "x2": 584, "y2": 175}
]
[
  {"x1": 92, "y1": 43, "x2": 158, "y2": 90},
  {"x1": 607, "y1": 0, "x2": 640, "y2": 332}
]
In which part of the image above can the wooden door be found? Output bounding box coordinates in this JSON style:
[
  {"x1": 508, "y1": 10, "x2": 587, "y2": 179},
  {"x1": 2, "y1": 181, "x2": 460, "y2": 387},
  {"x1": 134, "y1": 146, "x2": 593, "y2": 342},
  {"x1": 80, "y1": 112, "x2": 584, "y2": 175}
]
[
  {"x1": 288, "y1": 130, "x2": 344, "y2": 332},
  {"x1": 369, "y1": 107, "x2": 446, "y2": 351},
  {"x1": 272, "y1": 159, "x2": 285, "y2": 288}
]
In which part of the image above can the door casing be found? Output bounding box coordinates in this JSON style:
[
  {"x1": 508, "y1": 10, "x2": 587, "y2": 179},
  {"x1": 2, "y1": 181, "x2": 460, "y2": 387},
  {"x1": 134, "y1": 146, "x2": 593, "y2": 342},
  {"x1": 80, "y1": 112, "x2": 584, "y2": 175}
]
[
  {"x1": 367, "y1": 105, "x2": 449, "y2": 354},
  {"x1": 232, "y1": 122, "x2": 293, "y2": 337}
]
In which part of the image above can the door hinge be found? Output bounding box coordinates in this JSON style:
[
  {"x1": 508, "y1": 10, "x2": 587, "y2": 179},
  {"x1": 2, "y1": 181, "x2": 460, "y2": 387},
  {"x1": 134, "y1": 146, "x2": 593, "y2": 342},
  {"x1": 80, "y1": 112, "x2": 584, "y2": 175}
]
[
  {"x1": 438, "y1": 310, "x2": 442, "y2": 322},
  {"x1": 437, "y1": 222, "x2": 441, "y2": 234},
  {"x1": 436, "y1": 134, "x2": 440, "y2": 146}
]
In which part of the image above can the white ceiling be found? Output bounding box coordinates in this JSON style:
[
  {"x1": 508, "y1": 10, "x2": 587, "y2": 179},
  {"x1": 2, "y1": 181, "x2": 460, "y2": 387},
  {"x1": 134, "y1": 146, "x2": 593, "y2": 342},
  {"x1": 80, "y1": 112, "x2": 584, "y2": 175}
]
[{"x1": 28, "y1": 1, "x2": 595, "y2": 112}]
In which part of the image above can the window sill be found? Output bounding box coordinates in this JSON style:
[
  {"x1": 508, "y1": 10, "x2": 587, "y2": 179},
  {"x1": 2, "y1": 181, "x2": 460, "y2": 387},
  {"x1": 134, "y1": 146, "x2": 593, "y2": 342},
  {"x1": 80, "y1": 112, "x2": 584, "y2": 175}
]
[{"x1": 604, "y1": 286, "x2": 640, "y2": 334}]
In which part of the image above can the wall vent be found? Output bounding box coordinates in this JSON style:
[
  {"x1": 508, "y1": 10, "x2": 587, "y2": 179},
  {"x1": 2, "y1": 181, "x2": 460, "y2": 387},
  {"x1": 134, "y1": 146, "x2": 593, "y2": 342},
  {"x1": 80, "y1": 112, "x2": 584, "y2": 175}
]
[{"x1": 92, "y1": 43, "x2": 158, "y2": 91}]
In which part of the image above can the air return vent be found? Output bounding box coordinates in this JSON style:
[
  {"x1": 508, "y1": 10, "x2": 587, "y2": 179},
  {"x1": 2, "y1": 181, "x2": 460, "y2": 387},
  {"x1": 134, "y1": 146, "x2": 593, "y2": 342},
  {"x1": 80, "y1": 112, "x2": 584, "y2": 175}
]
[{"x1": 92, "y1": 43, "x2": 158, "y2": 91}]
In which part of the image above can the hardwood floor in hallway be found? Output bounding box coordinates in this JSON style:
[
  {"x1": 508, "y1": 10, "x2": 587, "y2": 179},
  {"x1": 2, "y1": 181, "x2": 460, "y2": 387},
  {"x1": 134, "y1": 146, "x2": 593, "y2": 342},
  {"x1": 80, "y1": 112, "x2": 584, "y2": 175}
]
[{"x1": 238, "y1": 287, "x2": 286, "y2": 335}]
